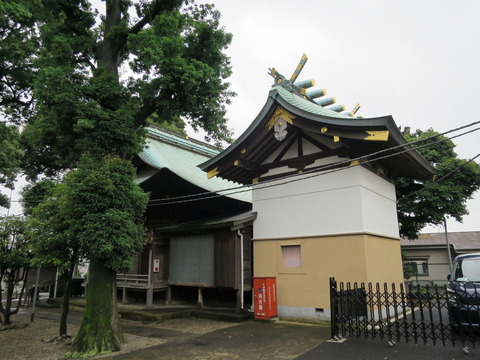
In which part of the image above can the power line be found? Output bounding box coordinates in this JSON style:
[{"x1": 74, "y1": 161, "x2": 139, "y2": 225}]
[
  {"x1": 6, "y1": 120, "x2": 480, "y2": 207},
  {"x1": 147, "y1": 120, "x2": 480, "y2": 205},
  {"x1": 397, "y1": 152, "x2": 480, "y2": 204},
  {"x1": 146, "y1": 122, "x2": 480, "y2": 206}
]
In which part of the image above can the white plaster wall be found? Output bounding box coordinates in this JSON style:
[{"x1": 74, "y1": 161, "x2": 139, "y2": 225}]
[
  {"x1": 359, "y1": 169, "x2": 400, "y2": 238},
  {"x1": 253, "y1": 166, "x2": 399, "y2": 239}
]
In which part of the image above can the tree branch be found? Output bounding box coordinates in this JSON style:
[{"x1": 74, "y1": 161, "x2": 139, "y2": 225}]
[
  {"x1": 74, "y1": 56, "x2": 96, "y2": 73},
  {"x1": 129, "y1": 0, "x2": 182, "y2": 35},
  {"x1": 134, "y1": 102, "x2": 156, "y2": 129},
  {"x1": 129, "y1": 1, "x2": 162, "y2": 35},
  {"x1": 0, "y1": 97, "x2": 30, "y2": 107}
]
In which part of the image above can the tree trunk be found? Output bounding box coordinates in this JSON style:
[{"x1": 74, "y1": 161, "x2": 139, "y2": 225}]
[
  {"x1": 0, "y1": 267, "x2": 28, "y2": 326},
  {"x1": 2, "y1": 277, "x2": 15, "y2": 325},
  {"x1": 59, "y1": 262, "x2": 75, "y2": 337},
  {"x1": 64, "y1": 258, "x2": 122, "y2": 358}
]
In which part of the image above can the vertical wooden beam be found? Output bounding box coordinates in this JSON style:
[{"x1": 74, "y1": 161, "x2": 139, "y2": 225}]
[
  {"x1": 236, "y1": 289, "x2": 241, "y2": 314},
  {"x1": 147, "y1": 246, "x2": 153, "y2": 287},
  {"x1": 122, "y1": 287, "x2": 127, "y2": 305},
  {"x1": 297, "y1": 133, "x2": 303, "y2": 158},
  {"x1": 197, "y1": 287, "x2": 204, "y2": 308},
  {"x1": 166, "y1": 285, "x2": 172, "y2": 305},
  {"x1": 146, "y1": 288, "x2": 153, "y2": 308},
  {"x1": 146, "y1": 245, "x2": 153, "y2": 307}
]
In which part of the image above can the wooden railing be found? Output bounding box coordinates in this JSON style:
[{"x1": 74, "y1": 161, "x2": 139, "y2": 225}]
[{"x1": 116, "y1": 274, "x2": 150, "y2": 288}]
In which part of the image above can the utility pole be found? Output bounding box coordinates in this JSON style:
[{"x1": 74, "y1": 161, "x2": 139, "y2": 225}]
[{"x1": 444, "y1": 216, "x2": 453, "y2": 273}]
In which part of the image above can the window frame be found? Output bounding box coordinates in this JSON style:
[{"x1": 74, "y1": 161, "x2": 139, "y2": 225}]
[{"x1": 277, "y1": 241, "x2": 305, "y2": 274}]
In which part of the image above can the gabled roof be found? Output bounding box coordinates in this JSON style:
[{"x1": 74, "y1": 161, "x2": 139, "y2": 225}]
[
  {"x1": 401, "y1": 232, "x2": 480, "y2": 252},
  {"x1": 199, "y1": 84, "x2": 436, "y2": 185},
  {"x1": 136, "y1": 125, "x2": 251, "y2": 203}
]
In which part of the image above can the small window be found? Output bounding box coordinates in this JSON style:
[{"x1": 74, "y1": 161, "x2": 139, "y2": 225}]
[
  {"x1": 282, "y1": 245, "x2": 301, "y2": 268},
  {"x1": 404, "y1": 260, "x2": 429, "y2": 276}
]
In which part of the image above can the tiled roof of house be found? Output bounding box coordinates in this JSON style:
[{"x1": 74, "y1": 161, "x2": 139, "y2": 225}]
[{"x1": 401, "y1": 231, "x2": 480, "y2": 251}]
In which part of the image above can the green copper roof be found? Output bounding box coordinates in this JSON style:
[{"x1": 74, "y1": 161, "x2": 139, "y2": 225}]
[
  {"x1": 199, "y1": 55, "x2": 436, "y2": 184},
  {"x1": 273, "y1": 86, "x2": 353, "y2": 119},
  {"x1": 146, "y1": 126, "x2": 219, "y2": 158},
  {"x1": 138, "y1": 127, "x2": 251, "y2": 203}
]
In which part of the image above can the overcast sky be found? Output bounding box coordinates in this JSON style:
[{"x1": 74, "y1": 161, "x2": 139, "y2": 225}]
[{"x1": 3, "y1": 0, "x2": 479, "y2": 233}]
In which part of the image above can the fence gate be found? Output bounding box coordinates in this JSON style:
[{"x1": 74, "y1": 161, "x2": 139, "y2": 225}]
[{"x1": 330, "y1": 277, "x2": 479, "y2": 348}]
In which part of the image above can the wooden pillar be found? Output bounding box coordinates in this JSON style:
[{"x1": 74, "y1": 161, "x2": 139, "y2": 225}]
[
  {"x1": 147, "y1": 247, "x2": 153, "y2": 288},
  {"x1": 122, "y1": 287, "x2": 127, "y2": 304},
  {"x1": 146, "y1": 245, "x2": 154, "y2": 307},
  {"x1": 236, "y1": 289, "x2": 241, "y2": 313},
  {"x1": 146, "y1": 288, "x2": 153, "y2": 308},
  {"x1": 166, "y1": 285, "x2": 172, "y2": 305},
  {"x1": 197, "y1": 287, "x2": 204, "y2": 308}
]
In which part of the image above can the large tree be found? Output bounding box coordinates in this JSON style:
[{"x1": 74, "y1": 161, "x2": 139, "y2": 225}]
[
  {"x1": 396, "y1": 128, "x2": 480, "y2": 239},
  {"x1": 10, "y1": 0, "x2": 234, "y2": 357},
  {"x1": 63, "y1": 155, "x2": 149, "y2": 357}
]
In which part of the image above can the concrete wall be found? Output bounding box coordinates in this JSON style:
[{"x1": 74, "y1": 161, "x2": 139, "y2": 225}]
[
  {"x1": 253, "y1": 166, "x2": 399, "y2": 239},
  {"x1": 253, "y1": 233, "x2": 404, "y2": 321}
]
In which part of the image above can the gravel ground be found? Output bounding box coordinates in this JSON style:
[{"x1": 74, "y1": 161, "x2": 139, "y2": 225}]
[{"x1": 0, "y1": 309, "x2": 239, "y2": 360}]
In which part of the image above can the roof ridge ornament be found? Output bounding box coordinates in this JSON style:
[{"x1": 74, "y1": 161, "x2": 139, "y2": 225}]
[
  {"x1": 268, "y1": 53, "x2": 310, "y2": 94},
  {"x1": 268, "y1": 54, "x2": 361, "y2": 118}
]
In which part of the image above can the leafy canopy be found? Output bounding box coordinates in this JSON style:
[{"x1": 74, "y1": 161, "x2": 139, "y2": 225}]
[
  {"x1": 396, "y1": 128, "x2": 480, "y2": 239},
  {"x1": 0, "y1": 123, "x2": 22, "y2": 208},
  {"x1": 25, "y1": 180, "x2": 80, "y2": 274},
  {"x1": 0, "y1": 215, "x2": 30, "y2": 271},
  {"x1": 65, "y1": 154, "x2": 149, "y2": 272},
  {"x1": 21, "y1": 0, "x2": 234, "y2": 179},
  {"x1": 0, "y1": 0, "x2": 39, "y2": 123},
  {"x1": 0, "y1": 215, "x2": 31, "y2": 325}
]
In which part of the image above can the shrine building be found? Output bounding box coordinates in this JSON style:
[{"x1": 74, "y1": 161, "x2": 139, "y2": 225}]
[{"x1": 199, "y1": 55, "x2": 436, "y2": 321}]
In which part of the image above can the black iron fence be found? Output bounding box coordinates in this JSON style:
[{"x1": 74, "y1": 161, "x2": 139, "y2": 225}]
[{"x1": 330, "y1": 277, "x2": 480, "y2": 347}]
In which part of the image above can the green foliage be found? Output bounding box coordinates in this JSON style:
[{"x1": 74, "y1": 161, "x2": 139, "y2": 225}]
[
  {"x1": 0, "y1": 215, "x2": 31, "y2": 325},
  {"x1": 25, "y1": 180, "x2": 79, "y2": 273},
  {"x1": 20, "y1": 0, "x2": 234, "y2": 179},
  {"x1": 0, "y1": 0, "x2": 40, "y2": 123},
  {"x1": 147, "y1": 113, "x2": 187, "y2": 135},
  {"x1": 0, "y1": 123, "x2": 22, "y2": 208},
  {"x1": 21, "y1": 179, "x2": 57, "y2": 216},
  {"x1": 25, "y1": 158, "x2": 149, "y2": 274},
  {"x1": 25, "y1": 179, "x2": 84, "y2": 336},
  {"x1": 66, "y1": 155, "x2": 149, "y2": 273},
  {"x1": 0, "y1": 215, "x2": 30, "y2": 269},
  {"x1": 396, "y1": 128, "x2": 480, "y2": 239}
]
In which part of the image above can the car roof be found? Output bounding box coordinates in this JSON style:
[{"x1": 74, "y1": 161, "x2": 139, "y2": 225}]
[{"x1": 454, "y1": 252, "x2": 480, "y2": 261}]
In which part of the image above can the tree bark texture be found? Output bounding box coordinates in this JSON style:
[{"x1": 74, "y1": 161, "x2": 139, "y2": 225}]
[{"x1": 64, "y1": 258, "x2": 122, "y2": 358}]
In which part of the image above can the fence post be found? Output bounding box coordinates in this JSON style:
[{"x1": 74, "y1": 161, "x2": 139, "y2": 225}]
[{"x1": 330, "y1": 277, "x2": 338, "y2": 339}]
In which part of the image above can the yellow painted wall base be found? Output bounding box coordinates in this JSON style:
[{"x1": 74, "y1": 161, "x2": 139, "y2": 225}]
[{"x1": 253, "y1": 233, "x2": 404, "y2": 317}]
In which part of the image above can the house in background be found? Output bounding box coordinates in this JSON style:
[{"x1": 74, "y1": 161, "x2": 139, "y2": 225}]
[
  {"x1": 117, "y1": 125, "x2": 255, "y2": 311},
  {"x1": 401, "y1": 231, "x2": 480, "y2": 286},
  {"x1": 200, "y1": 56, "x2": 436, "y2": 321}
]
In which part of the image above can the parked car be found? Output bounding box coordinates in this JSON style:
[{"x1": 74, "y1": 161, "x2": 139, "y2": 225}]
[{"x1": 447, "y1": 253, "x2": 480, "y2": 329}]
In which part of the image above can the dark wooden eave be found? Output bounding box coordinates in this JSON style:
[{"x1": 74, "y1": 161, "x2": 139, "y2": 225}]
[{"x1": 199, "y1": 87, "x2": 436, "y2": 185}]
